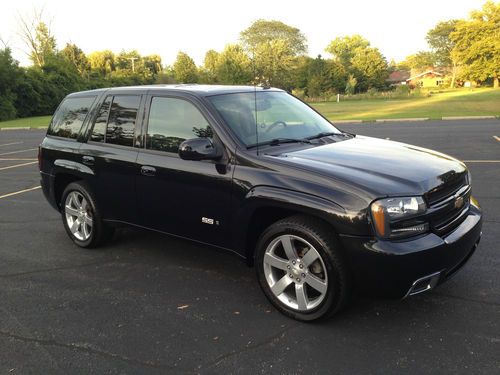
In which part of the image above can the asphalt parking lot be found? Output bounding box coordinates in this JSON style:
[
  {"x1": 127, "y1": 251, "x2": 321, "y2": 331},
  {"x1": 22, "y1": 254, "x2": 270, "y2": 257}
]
[{"x1": 0, "y1": 119, "x2": 499, "y2": 374}]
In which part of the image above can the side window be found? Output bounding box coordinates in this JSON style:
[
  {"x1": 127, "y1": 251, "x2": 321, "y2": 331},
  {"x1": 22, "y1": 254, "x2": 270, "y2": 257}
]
[
  {"x1": 48, "y1": 96, "x2": 96, "y2": 139},
  {"x1": 90, "y1": 95, "x2": 140, "y2": 146},
  {"x1": 146, "y1": 97, "x2": 212, "y2": 153},
  {"x1": 90, "y1": 96, "x2": 111, "y2": 142}
]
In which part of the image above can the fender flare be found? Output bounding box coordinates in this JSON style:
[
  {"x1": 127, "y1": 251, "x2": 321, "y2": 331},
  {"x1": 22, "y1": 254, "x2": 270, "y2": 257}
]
[{"x1": 233, "y1": 185, "x2": 347, "y2": 259}]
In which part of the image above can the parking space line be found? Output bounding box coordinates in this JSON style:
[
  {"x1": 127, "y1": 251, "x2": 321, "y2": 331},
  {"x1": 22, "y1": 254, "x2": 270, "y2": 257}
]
[
  {"x1": 0, "y1": 161, "x2": 38, "y2": 171},
  {"x1": 0, "y1": 158, "x2": 37, "y2": 161},
  {"x1": 493, "y1": 136, "x2": 500, "y2": 142},
  {"x1": 464, "y1": 160, "x2": 500, "y2": 163},
  {"x1": 0, "y1": 142, "x2": 23, "y2": 147},
  {"x1": 0, "y1": 148, "x2": 38, "y2": 156},
  {"x1": 0, "y1": 186, "x2": 41, "y2": 200}
]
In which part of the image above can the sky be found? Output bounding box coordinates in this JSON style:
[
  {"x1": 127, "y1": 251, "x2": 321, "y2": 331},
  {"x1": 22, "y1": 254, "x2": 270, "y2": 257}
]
[{"x1": 0, "y1": 0, "x2": 487, "y2": 67}]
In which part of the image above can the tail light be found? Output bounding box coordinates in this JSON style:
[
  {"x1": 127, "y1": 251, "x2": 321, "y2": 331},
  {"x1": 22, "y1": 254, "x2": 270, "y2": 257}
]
[{"x1": 38, "y1": 146, "x2": 42, "y2": 170}]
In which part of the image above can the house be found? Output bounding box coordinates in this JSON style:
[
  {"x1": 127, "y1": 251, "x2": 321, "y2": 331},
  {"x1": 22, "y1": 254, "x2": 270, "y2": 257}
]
[
  {"x1": 387, "y1": 70, "x2": 410, "y2": 86},
  {"x1": 406, "y1": 69, "x2": 445, "y2": 88}
]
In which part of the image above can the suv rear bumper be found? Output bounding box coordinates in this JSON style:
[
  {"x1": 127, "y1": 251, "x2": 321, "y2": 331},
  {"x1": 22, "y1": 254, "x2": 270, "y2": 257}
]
[
  {"x1": 40, "y1": 172, "x2": 58, "y2": 211},
  {"x1": 340, "y1": 205, "x2": 482, "y2": 299}
]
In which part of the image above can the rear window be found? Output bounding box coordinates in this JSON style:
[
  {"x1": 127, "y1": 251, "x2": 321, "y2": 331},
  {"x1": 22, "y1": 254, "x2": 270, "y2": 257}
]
[
  {"x1": 48, "y1": 96, "x2": 96, "y2": 139},
  {"x1": 90, "y1": 95, "x2": 140, "y2": 147}
]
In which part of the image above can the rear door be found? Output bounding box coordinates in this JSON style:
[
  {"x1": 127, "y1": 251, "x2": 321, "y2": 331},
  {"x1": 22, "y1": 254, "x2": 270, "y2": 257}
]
[
  {"x1": 135, "y1": 94, "x2": 234, "y2": 248},
  {"x1": 79, "y1": 92, "x2": 145, "y2": 223}
]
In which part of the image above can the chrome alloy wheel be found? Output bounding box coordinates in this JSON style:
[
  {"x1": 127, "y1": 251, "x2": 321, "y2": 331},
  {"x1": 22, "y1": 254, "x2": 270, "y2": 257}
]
[
  {"x1": 64, "y1": 191, "x2": 93, "y2": 241},
  {"x1": 263, "y1": 234, "x2": 328, "y2": 311}
]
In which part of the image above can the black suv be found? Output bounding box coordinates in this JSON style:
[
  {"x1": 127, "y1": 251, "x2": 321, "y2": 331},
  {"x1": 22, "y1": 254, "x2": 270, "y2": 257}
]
[{"x1": 40, "y1": 85, "x2": 482, "y2": 321}]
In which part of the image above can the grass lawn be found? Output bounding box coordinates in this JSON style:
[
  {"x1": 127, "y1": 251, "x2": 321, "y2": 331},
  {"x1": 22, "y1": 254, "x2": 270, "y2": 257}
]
[
  {"x1": 311, "y1": 88, "x2": 500, "y2": 121},
  {"x1": 0, "y1": 115, "x2": 52, "y2": 129}
]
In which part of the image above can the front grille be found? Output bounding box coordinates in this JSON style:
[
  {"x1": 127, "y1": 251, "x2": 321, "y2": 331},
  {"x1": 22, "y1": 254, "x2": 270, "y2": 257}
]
[
  {"x1": 427, "y1": 182, "x2": 470, "y2": 236},
  {"x1": 426, "y1": 174, "x2": 467, "y2": 206}
]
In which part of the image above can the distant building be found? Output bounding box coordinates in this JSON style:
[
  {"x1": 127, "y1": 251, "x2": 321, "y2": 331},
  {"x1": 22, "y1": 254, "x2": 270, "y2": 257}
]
[
  {"x1": 406, "y1": 69, "x2": 444, "y2": 88},
  {"x1": 387, "y1": 70, "x2": 410, "y2": 86}
]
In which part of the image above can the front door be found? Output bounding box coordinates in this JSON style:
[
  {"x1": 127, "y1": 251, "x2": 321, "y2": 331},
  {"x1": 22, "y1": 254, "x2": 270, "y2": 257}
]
[{"x1": 136, "y1": 95, "x2": 233, "y2": 248}]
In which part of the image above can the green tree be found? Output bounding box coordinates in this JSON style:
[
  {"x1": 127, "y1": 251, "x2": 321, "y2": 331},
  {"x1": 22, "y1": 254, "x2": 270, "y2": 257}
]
[
  {"x1": 216, "y1": 44, "x2": 252, "y2": 84},
  {"x1": 399, "y1": 51, "x2": 437, "y2": 70},
  {"x1": 240, "y1": 19, "x2": 307, "y2": 55},
  {"x1": 325, "y1": 35, "x2": 388, "y2": 92},
  {"x1": 451, "y1": 1, "x2": 500, "y2": 87},
  {"x1": 427, "y1": 20, "x2": 459, "y2": 87},
  {"x1": 0, "y1": 48, "x2": 22, "y2": 120},
  {"x1": 200, "y1": 50, "x2": 220, "y2": 83},
  {"x1": 325, "y1": 35, "x2": 370, "y2": 65},
  {"x1": 351, "y1": 47, "x2": 389, "y2": 90},
  {"x1": 88, "y1": 50, "x2": 115, "y2": 75},
  {"x1": 60, "y1": 43, "x2": 90, "y2": 77},
  {"x1": 240, "y1": 19, "x2": 307, "y2": 87},
  {"x1": 173, "y1": 51, "x2": 198, "y2": 83},
  {"x1": 18, "y1": 10, "x2": 57, "y2": 67}
]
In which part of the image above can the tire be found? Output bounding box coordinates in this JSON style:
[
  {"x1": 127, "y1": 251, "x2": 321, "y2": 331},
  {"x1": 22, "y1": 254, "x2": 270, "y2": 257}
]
[
  {"x1": 255, "y1": 215, "x2": 350, "y2": 321},
  {"x1": 60, "y1": 181, "x2": 114, "y2": 248}
]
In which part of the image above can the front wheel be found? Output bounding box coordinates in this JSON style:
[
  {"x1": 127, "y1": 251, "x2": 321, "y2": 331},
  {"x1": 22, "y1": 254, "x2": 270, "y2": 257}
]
[
  {"x1": 61, "y1": 181, "x2": 114, "y2": 248},
  {"x1": 255, "y1": 215, "x2": 350, "y2": 321}
]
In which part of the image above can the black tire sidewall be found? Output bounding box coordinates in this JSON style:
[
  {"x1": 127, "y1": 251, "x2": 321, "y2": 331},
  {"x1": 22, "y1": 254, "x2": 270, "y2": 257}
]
[
  {"x1": 61, "y1": 182, "x2": 101, "y2": 248},
  {"x1": 255, "y1": 219, "x2": 346, "y2": 321}
]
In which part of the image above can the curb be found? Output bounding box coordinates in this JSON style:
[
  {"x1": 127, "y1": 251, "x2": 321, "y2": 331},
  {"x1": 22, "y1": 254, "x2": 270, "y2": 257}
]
[
  {"x1": 375, "y1": 118, "x2": 429, "y2": 122},
  {"x1": 0, "y1": 126, "x2": 47, "y2": 131},
  {"x1": 332, "y1": 120, "x2": 364, "y2": 124},
  {"x1": 441, "y1": 115, "x2": 496, "y2": 120}
]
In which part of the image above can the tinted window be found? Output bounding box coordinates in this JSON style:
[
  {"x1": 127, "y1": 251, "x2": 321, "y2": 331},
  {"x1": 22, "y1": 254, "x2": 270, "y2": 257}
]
[
  {"x1": 48, "y1": 96, "x2": 96, "y2": 139},
  {"x1": 105, "y1": 95, "x2": 140, "y2": 147},
  {"x1": 146, "y1": 97, "x2": 212, "y2": 153},
  {"x1": 90, "y1": 96, "x2": 111, "y2": 142}
]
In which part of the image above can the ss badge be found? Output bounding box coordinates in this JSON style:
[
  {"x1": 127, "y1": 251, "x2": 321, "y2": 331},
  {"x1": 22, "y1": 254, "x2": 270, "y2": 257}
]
[{"x1": 202, "y1": 217, "x2": 219, "y2": 225}]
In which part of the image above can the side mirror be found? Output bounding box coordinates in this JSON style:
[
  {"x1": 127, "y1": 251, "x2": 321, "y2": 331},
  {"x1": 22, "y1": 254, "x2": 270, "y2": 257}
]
[{"x1": 178, "y1": 138, "x2": 222, "y2": 161}]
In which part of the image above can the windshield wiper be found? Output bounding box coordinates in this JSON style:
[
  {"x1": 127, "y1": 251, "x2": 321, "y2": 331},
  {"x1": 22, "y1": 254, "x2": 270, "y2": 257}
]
[
  {"x1": 306, "y1": 131, "x2": 351, "y2": 140},
  {"x1": 247, "y1": 138, "x2": 311, "y2": 149}
]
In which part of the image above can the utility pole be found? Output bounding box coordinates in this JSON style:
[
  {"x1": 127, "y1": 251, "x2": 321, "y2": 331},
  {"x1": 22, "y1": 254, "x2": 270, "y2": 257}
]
[{"x1": 128, "y1": 57, "x2": 138, "y2": 72}]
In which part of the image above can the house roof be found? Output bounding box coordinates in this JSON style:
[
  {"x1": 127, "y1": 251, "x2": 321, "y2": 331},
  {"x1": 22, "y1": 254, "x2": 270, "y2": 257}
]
[
  {"x1": 387, "y1": 71, "x2": 410, "y2": 83},
  {"x1": 406, "y1": 70, "x2": 443, "y2": 81}
]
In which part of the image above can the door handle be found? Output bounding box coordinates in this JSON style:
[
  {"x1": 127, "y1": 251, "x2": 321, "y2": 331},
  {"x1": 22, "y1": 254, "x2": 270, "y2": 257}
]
[
  {"x1": 82, "y1": 156, "x2": 95, "y2": 166},
  {"x1": 141, "y1": 165, "x2": 156, "y2": 177}
]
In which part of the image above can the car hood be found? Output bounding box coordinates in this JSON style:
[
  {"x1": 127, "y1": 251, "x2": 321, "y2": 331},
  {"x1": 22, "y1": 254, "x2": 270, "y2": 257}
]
[{"x1": 273, "y1": 136, "x2": 467, "y2": 198}]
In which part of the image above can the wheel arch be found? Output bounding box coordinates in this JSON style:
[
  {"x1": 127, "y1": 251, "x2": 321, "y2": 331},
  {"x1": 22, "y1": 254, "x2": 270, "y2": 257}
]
[{"x1": 235, "y1": 186, "x2": 347, "y2": 265}]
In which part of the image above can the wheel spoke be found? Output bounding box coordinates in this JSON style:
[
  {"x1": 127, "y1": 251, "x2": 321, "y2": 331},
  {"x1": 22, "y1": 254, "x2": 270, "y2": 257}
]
[
  {"x1": 295, "y1": 284, "x2": 308, "y2": 310},
  {"x1": 271, "y1": 275, "x2": 293, "y2": 296},
  {"x1": 65, "y1": 206, "x2": 79, "y2": 217},
  {"x1": 301, "y1": 248, "x2": 320, "y2": 267},
  {"x1": 306, "y1": 274, "x2": 327, "y2": 294},
  {"x1": 81, "y1": 198, "x2": 88, "y2": 210},
  {"x1": 82, "y1": 222, "x2": 89, "y2": 238},
  {"x1": 264, "y1": 253, "x2": 289, "y2": 271},
  {"x1": 281, "y1": 235, "x2": 298, "y2": 260},
  {"x1": 83, "y1": 215, "x2": 93, "y2": 227},
  {"x1": 70, "y1": 218, "x2": 80, "y2": 234}
]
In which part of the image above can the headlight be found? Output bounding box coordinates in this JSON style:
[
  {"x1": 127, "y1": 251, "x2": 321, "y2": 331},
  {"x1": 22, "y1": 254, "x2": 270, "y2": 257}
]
[{"x1": 370, "y1": 196, "x2": 428, "y2": 239}]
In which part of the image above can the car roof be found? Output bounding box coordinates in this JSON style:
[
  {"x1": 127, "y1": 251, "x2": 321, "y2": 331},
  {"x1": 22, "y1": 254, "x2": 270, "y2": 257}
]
[{"x1": 67, "y1": 84, "x2": 283, "y2": 98}]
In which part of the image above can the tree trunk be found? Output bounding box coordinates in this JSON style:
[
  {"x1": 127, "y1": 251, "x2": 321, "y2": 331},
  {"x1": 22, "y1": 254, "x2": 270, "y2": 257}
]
[
  {"x1": 450, "y1": 62, "x2": 457, "y2": 89},
  {"x1": 494, "y1": 76, "x2": 499, "y2": 88}
]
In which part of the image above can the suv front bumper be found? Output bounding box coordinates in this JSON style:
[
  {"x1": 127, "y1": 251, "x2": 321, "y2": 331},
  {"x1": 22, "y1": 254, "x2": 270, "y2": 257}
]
[{"x1": 340, "y1": 205, "x2": 482, "y2": 299}]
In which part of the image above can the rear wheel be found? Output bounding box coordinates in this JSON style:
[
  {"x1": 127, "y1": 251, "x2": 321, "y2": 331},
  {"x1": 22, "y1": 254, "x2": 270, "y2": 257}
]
[
  {"x1": 61, "y1": 181, "x2": 114, "y2": 248},
  {"x1": 255, "y1": 215, "x2": 350, "y2": 321}
]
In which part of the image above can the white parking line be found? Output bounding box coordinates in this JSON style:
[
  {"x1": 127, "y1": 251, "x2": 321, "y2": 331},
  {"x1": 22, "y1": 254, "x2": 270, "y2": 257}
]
[
  {"x1": 0, "y1": 161, "x2": 38, "y2": 171},
  {"x1": 0, "y1": 142, "x2": 23, "y2": 147},
  {"x1": 464, "y1": 160, "x2": 500, "y2": 163},
  {"x1": 0, "y1": 186, "x2": 41, "y2": 200},
  {"x1": 0, "y1": 148, "x2": 38, "y2": 156},
  {"x1": 0, "y1": 158, "x2": 37, "y2": 161}
]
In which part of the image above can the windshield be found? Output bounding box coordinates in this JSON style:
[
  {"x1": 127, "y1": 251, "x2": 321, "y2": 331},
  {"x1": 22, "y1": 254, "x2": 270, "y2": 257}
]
[{"x1": 208, "y1": 91, "x2": 341, "y2": 147}]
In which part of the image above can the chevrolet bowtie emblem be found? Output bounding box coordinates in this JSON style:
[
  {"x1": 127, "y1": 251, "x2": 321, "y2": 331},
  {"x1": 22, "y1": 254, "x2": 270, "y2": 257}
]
[{"x1": 454, "y1": 196, "x2": 464, "y2": 209}]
